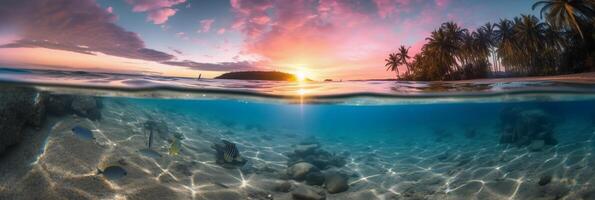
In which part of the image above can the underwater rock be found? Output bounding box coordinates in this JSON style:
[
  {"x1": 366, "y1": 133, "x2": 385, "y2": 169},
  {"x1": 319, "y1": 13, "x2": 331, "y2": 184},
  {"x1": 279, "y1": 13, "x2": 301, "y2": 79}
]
[
  {"x1": 324, "y1": 173, "x2": 349, "y2": 194},
  {"x1": 292, "y1": 185, "x2": 326, "y2": 200},
  {"x1": 294, "y1": 143, "x2": 321, "y2": 156},
  {"x1": 173, "y1": 132, "x2": 185, "y2": 140},
  {"x1": 46, "y1": 95, "x2": 73, "y2": 115},
  {"x1": 288, "y1": 162, "x2": 318, "y2": 181},
  {"x1": 0, "y1": 87, "x2": 46, "y2": 155},
  {"x1": 211, "y1": 140, "x2": 247, "y2": 168},
  {"x1": 305, "y1": 171, "x2": 325, "y2": 186},
  {"x1": 538, "y1": 174, "x2": 552, "y2": 186},
  {"x1": 287, "y1": 142, "x2": 347, "y2": 170},
  {"x1": 71, "y1": 96, "x2": 102, "y2": 120},
  {"x1": 47, "y1": 95, "x2": 103, "y2": 120},
  {"x1": 499, "y1": 107, "x2": 557, "y2": 146},
  {"x1": 273, "y1": 181, "x2": 292, "y2": 192}
]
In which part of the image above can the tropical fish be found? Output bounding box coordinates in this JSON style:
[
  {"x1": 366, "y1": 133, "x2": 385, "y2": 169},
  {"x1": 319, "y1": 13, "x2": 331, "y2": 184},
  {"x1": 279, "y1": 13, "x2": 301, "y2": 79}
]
[
  {"x1": 71, "y1": 126, "x2": 94, "y2": 140},
  {"x1": 168, "y1": 139, "x2": 181, "y2": 156},
  {"x1": 211, "y1": 140, "x2": 246, "y2": 168},
  {"x1": 222, "y1": 140, "x2": 239, "y2": 162},
  {"x1": 211, "y1": 140, "x2": 246, "y2": 167},
  {"x1": 139, "y1": 148, "x2": 162, "y2": 159},
  {"x1": 97, "y1": 165, "x2": 127, "y2": 180}
]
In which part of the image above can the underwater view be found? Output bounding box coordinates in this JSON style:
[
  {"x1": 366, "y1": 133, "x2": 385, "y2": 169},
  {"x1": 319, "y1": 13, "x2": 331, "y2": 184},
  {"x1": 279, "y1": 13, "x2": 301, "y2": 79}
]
[{"x1": 0, "y1": 69, "x2": 595, "y2": 200}]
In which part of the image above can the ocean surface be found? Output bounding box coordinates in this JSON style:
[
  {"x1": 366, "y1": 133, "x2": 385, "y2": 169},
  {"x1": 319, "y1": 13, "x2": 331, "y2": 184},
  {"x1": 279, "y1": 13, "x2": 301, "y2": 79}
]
[{"x1": 1, "y1": 68, "x2": 595, "y2": 200}]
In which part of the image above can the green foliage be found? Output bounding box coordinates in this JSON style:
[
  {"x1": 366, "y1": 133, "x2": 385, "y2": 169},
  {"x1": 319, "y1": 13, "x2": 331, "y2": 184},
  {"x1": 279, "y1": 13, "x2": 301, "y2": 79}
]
[{"x1": 387, "y1": 1, "x2": 595, "y2": 81}]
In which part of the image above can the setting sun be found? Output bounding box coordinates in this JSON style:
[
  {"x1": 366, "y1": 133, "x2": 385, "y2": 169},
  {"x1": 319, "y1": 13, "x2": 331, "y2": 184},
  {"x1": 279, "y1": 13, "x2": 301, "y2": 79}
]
[
  {"x1": 296, "y1": 71, "x2": 306, "y2": 82},
  {"x1": 295, "y1": 67, "x2": 310, "y2": 82}
]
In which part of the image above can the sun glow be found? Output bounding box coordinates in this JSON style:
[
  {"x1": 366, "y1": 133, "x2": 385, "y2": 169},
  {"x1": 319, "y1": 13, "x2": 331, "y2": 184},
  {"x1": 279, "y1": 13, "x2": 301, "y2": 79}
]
[
  {"x1": 295, "y1": 67, "x2": 310, "y2": 82},
  {"x1": 296, "y1": 71, "x2": 306, "y2": 82}
]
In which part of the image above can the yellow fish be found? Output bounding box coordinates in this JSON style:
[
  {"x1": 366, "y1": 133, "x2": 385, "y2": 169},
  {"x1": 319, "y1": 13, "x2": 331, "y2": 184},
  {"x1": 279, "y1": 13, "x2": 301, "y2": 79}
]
[{"x1": 168, "y1": 139, "x2": 181, "y2": 156}]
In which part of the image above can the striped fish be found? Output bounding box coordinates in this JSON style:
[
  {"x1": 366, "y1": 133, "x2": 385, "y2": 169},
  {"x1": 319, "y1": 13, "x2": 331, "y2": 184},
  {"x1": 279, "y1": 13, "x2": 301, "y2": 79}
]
[{"x1": 222, "y1": 140, "x2": 240, "y2": 162}]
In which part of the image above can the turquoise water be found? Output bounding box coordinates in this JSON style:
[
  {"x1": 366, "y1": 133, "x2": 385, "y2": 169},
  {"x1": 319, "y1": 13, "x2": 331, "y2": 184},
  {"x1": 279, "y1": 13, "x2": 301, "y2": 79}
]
[
  {"x1": 1, "y1": 68, "x2": 595, "y2": 199},
  {"x1": 131, "y1": 98, "x2": 595, "y2": 143}
]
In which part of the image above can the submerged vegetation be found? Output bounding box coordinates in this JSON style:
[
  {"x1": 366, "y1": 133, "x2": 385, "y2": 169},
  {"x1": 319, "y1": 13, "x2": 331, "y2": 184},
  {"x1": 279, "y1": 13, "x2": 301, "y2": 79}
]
[{"x1": 387, "y1": 0, "x2": 595, "y2": 81}]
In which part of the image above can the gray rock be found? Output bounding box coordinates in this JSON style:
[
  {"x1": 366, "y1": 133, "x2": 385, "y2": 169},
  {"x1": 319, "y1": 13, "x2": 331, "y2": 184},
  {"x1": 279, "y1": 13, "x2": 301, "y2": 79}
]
[
  {"x1": 292, "y1": 186, "x2": 325, "y2": 200},
  {"x1": 538, "y1": 174, "x2": 552, "y2": 186},
  {"x1": 287, "y1": 143, "x2": 347, "y2": 170},
  {"x1": 71, "y1": 96, "x2": 101, "y2": 120},
  {"x1": 273, "y1": 181, "x2": 292, "y2": 193},
  {"x1": 499, "y1": 107, "x2": 557, "y2": 146},
  {"x1": 46, "y1": 95, "x2": 72, "y2": 115},
  {"x1": 0, "y1": 87, "x2": 46, "y2": 154},
  {"x1": 294, "y1": 143, "x2": 320, "y2": 157},
  {"x1": 288, "y1": 162, "x2": 318, "y2": 181},
  {"x1": 47, "y1": 95, "x2": 102, "y2": 120},
  {"x1": 324, "y1": 173, "x2": 349, "y2": 194}
]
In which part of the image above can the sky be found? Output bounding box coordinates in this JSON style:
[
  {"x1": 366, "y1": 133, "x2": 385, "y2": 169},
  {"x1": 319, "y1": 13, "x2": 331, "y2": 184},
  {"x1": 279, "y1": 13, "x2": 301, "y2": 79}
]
[{"x1": 0, "y1": 0, "x2": 537, "y2": 80}]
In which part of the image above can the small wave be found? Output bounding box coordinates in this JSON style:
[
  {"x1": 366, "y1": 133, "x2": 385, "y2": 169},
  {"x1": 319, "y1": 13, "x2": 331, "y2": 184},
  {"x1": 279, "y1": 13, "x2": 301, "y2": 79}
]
[{"x1": 0, "y1": 67, "x2": 594, "y2": 105}]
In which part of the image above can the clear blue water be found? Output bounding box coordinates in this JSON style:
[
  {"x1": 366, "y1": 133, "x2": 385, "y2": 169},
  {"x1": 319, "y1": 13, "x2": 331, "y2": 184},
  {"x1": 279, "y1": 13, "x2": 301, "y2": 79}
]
[
  {"x1": 130, "y1": 98, "x2": 595, "y2": 142},
  {"x1": 1, "y1": 68, "x2": 595, "y2": 200}
]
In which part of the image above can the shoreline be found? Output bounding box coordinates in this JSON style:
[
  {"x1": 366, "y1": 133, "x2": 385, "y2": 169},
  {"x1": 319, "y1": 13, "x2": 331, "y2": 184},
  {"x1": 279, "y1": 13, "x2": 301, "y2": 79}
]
[
  {"x1": 356, "y1": 72, "x2": 595, "y2": 83},
  {"x1": 447, "y1": 72, "x2": 595, "y2": 84}
]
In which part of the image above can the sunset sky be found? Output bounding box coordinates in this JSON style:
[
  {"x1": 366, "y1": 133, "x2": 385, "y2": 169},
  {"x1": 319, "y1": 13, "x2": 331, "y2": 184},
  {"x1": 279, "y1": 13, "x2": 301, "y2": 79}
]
[{"x1": 0, "y1": 0, "x2": 537, "y2": 80}]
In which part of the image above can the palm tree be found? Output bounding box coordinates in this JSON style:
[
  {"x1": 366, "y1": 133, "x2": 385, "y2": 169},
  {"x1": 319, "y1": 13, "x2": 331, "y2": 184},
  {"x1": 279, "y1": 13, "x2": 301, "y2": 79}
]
[
  {"x1": 514, "y1": 15, "x2": 547, "y2": 74},
  {"x1": 494, "y1": 19, "x2": 517, "y2": 73},
  {"x1": 385, "y1": 52, "x2": 400, "y2": 78},
  {"x1": 478, "y1": 23, "x2": 498, "y2": 72},
  {"x1": 423, "y1": 22, "x2": 467, "y2": 80},
  {"x1": 459, "y1": 31, "x2": 475, "y2": 67},
  {"x1": 396, "y1": 46, "x2": 411, "y2": 76},
  {"x1": 532, "y1": 0, "x2": 595, "y2": 39}
]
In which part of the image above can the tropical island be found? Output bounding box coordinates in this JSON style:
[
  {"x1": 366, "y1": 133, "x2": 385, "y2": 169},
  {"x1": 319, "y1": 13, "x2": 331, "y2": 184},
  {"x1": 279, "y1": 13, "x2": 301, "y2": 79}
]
[
  {"x1": 385, "y1": 0, "x2": 595, "y2": 81},
  {"x1": 215, "y1": 71, "x2": 301, "y2": 81}
]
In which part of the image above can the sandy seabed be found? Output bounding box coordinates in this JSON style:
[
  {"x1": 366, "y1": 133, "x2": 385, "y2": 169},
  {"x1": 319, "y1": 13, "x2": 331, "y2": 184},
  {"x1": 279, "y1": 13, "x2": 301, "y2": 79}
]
[{"x1": 0, "y1": 99, "x2": 594, "y2": 200}]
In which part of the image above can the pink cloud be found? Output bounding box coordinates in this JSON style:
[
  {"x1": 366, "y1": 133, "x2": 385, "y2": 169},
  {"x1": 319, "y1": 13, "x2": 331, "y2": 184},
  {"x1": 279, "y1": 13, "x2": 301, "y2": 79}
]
[
  {"x1": 230, "y1": 0, "x2": 273, "y2": 37},
  {"x1": 198, "y1": 19, "x2": 215, "y2": 33},
  {"x1": 229, "y1": 0, "x2": 499, "y2": 79},
  {"x1": 217, "y1": 28, "x2": 226, "y2": 35},
  {"x1": 106, "y1": 6, "x2": 113, "y2": 13},
  {"x1": 230, "y1": 0, "x2": 409, "y2": 78},
  {"x1": 125, "y1": 0, "x2": 186, "y2": 24},
  {"x1": 147, "y1": 8, "x2": 177, "y2": 24},
  {"x1": 372, "y1": 0, "x2": 413, "y2": 18},
  {"x1": 126, "y1": 0, "x2": 185, "y2": 12},
  {"x1": 435, "y1": 0, "x2": 451, "y2": 8}
]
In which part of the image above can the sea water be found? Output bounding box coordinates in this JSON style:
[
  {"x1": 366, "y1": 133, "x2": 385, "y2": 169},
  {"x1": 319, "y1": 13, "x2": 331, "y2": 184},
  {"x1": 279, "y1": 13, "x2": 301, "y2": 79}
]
[{"x1": 0, "y1": 68, "x2": 595, "y2": 200}]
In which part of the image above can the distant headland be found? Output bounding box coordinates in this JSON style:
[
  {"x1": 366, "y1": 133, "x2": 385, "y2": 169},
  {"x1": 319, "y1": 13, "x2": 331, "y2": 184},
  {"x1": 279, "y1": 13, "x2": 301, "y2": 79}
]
[{"x1": 215, "y1": 71, "x2": 303, "y2": 81}]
